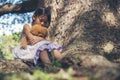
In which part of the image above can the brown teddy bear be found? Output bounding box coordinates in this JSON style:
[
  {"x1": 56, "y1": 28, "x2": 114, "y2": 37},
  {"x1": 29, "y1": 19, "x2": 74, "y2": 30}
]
[{"x1": 20, "y1": 24, "x2": 47, "y2": 49}]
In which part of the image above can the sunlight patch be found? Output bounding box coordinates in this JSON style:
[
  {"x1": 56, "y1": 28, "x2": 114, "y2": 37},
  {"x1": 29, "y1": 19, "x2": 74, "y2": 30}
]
[
  {"x1": 102, "y1": 41, "x2": 114, "y2": 53},
  {"x1": 102, "y1": 12, "x2": 118, "y2": 27}
]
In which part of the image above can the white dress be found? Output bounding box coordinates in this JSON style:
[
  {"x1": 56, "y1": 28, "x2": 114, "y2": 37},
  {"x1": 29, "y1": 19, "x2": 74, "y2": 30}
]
[{"x1": 12, "y1": 40, "x2": 53, "y2": 60}]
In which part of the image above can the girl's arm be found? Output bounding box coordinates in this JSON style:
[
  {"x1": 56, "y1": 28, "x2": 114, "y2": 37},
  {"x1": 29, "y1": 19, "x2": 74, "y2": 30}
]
[
  {"x1": 44, "y1": 30, "x2": 51, "y2": 41},
  {"x1": 23, "y1": 24, "x2": 43, "y2": 44}
]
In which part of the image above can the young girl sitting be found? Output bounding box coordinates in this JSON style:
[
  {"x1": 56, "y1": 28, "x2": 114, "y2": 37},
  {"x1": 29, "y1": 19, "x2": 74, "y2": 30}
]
[
  {"x1": 20, "y1": 24, "x2": 48, "y2": 49},
  {"x1": 12, "y1": 7, "x2": 63, "y2": 67}
]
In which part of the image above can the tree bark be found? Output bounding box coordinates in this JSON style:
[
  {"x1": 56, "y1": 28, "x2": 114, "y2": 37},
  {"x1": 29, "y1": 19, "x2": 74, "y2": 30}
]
[
  {"x1": 43, "y1": 0, "x2": 120, "y2": 61},
  {"x1": 0, "y1": 59, "x2": 33, "y2": 73},
  {"x1": 0, "y1": 0, "x2": 39, "y2": 16}
]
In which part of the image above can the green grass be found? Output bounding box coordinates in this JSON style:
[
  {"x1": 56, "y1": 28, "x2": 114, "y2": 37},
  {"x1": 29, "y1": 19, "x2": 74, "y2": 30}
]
[{"x1": 0, "y1": 32, "x2": 20, "y2": 60}]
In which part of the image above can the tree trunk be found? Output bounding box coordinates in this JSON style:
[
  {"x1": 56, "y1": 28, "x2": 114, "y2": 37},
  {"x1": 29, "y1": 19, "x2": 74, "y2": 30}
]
[{"x1": 43, "y1": 0, "x2": 120, "y2": 62}]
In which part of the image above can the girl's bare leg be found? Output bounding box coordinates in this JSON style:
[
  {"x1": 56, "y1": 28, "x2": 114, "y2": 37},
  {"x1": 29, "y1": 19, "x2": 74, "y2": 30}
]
[
  {"x1": 40, "y1": 50, "x2": 51, "y2": 67},
  {"x1": 53, "y1": 49, "x2": 63, "y2": 60}
]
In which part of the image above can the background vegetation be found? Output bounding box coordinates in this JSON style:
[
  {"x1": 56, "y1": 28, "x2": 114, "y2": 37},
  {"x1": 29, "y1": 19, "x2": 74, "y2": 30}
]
[{"x1": 0, "y1": 32, "x2": 20, "y2": 59}]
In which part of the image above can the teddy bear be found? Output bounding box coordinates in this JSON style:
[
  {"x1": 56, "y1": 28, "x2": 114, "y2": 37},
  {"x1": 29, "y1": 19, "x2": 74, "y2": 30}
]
[{"x1": 20, "y1": 24, "x2": 47, "y2": 49}]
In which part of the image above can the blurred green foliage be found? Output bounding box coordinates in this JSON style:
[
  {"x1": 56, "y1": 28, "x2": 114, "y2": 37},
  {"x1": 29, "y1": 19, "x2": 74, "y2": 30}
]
[
  {"x1": 0, "y1": 32, "x2": 20, "y2": 60},
  {"x1": 0, "y1": 68, "x2": 74, "y2": 80}
]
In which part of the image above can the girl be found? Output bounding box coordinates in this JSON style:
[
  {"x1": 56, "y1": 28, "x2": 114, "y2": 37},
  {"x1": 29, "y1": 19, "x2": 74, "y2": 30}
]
[{"x1": 12, "y1": 7, "x2": 63, "y2": 67}]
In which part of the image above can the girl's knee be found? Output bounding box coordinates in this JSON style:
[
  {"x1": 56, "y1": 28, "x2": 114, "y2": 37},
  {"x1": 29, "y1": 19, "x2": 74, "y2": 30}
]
[{"x1": 53, "y1": 49, "x2": 63, "y2": 60}]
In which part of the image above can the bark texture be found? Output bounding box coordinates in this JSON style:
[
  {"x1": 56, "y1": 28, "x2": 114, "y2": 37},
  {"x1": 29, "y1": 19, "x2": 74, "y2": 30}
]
[
  {"x1": 0, "y1": 0, "x2": 39, "y2": 15},
  {"x1": 43, "y1": 0, "x2": 120, "y2": 62}
]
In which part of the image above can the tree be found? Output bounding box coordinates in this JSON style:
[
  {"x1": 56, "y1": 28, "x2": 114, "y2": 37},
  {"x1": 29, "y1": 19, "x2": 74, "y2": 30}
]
[
  {"x1": 46, "y1": 0, "x2": 120, "y2": 61},
  {"x1": 0, "y1": 0, "x2": 38, "y2": 15},
  {"x1": 1, "y1": 0, "x2": 120, "y2": 79}
]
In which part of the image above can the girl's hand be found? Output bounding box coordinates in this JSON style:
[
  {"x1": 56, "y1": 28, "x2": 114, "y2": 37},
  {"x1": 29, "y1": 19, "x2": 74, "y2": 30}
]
[
  {"x1": 28, "y1": 34, "x2": 36, "y2": 44},
  {"x1": 29, "y1": 35, "x2": 44, "y2": 44},
  {"x1": 45, "y1": 36, "x2": 51, "y2": 41}
]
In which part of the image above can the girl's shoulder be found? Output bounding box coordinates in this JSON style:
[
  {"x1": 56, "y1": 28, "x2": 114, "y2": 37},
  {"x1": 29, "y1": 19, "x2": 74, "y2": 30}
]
[{"x1": 24, "y1": 23, "x2": 32, "y2": 28}]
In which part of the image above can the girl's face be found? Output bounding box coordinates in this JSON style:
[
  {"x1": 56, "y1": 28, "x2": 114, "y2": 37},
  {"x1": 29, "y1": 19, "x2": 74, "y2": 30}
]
[{"x1": 33, "y1": 15, "x2": 48, "y2": 27}]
